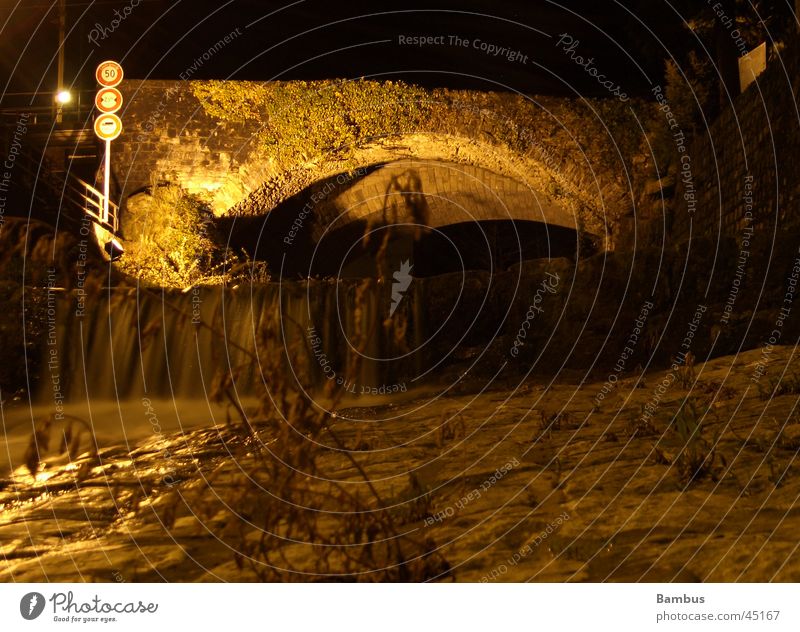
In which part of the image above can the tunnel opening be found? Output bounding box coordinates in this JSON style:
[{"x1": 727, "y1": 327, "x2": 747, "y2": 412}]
[
  {"x1": 217, "y1": 159, "x2": 597, "y2": 280},
  {"x1": 310, "y1": 219, "x2": 587, "y2": 279}
]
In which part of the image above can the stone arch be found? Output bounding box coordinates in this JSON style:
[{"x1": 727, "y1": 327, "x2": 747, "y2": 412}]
[
  {"x1": 310, "y1": 158, "x2": 584, "y2": 240},
  {"x1": 116, "y1": 80, "x2": 657, "y2": 249},
  {"x1": 219, "y1": 157, "x2": 593, "y2": 278},
  {"x1": 226, "y1": 133, "x2": 596, "y2": 237}
]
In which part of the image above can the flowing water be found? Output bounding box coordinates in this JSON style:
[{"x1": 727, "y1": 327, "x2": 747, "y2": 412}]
[
  {"x1": 2, "y1": 279, "x2": 431, "y2": 475},
  {"x1": 49, "y1": 280, "x2": 426, "y2": 402}
]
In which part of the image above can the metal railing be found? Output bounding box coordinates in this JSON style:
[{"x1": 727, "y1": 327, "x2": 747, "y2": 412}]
[
  {"x1": 78, "y1": 177, "x2": 118, "y2": 232},
  {"x1": 0, "y1": 90, "x2": 94, "y2": 126},
  {"x1": 8, "y1": 141, "x2": 119, "y2": 234}
]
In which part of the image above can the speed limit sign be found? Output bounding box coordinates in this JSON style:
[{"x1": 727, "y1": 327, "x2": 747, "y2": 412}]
[
  {"x1": 93, "y1": 61, "x2": 124, "y2": 230},
  {"x1": 96, "y1": 60, "x2": 123, "y2": 88},
  {"x1": 94, "y1": 113, "x2": 122, "y2": 141}
]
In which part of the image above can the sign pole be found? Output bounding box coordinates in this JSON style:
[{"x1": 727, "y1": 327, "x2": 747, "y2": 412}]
[
  {"x1": 94, "y1": 61, "x2": 123, "y2": 230},
  {"x1": 103, "y1": 139, "x2": 111, "y2": 224}
]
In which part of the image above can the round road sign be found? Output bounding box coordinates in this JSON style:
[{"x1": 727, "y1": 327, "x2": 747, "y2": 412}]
[
  {"x1": 94, "y1": 113, "x2": 122, "y2": 141},
  {"x1": 95, "y1": 87, "x2": 123, "y2": 114},
  {"x1": 96, "y1": 61, "x2": 123, "y2": 88}
]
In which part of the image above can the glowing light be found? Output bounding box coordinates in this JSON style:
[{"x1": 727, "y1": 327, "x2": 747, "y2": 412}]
[
  {"x1": 104, "y1": 238, "x2": 125, "y2": 261},
  {"x1": 55, "y1": 90, "x2": 72, "y2": 104}
]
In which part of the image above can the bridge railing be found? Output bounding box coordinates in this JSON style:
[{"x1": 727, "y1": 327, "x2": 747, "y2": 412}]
[
  {"x1": 0, "y1": 90, "x2": 95, "y2": 126},
  {"x1": 78, "y1": 178, "x2": 118, "y2": 233},
  {"x1": 8, "y1": 142, "x2": 119, "y2": 233}
]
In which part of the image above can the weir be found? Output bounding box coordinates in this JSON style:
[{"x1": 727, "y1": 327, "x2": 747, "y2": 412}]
[{"x1": 42, "y1": 280, "x2": 433, "y2": 403}]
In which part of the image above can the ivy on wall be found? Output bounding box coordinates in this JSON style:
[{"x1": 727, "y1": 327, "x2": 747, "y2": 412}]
[{"x1": 191, "y1": 79, "x2": 431, "y2": 164}]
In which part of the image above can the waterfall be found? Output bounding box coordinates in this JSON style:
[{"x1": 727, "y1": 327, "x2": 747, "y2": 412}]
[{"x1": 42, "y1": 278, "x2": 426, "y2": 404}]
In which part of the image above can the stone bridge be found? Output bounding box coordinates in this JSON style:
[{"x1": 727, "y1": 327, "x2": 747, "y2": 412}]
[{"x1": 113, "y1": 79, "x2": 663, "y2": 249}]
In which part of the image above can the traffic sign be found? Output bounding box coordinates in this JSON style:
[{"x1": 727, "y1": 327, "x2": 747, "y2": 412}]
[
  {"x1": 96, "y1": 61, "x2": 123, "y2": 88},
  {"x1": 92, "y1": 63, "x2": 124, "y2": 230},
  {"x1": 95, "y1": 87, "x2": 123, "y2": 114},
  {"x1": 94, "y1": 113, "x2": 122, "y2": 141}
]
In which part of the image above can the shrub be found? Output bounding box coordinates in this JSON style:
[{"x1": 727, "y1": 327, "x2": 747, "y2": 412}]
[{"x1": 117, "y1": 183, "x2": 225, "y2": 287}]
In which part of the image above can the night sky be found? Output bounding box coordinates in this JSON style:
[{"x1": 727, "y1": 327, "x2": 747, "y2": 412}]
[{"x1": 1, "y1": 0, "x2": 687, "y2": 99}]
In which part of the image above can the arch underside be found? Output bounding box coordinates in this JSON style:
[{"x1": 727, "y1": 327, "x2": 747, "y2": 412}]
[
  {"x1": 313, "y1": 159, "x2": 585, "y2": 240},
  {"x1": 217, "y1": 158, "x2": 598, "y2": 277}
]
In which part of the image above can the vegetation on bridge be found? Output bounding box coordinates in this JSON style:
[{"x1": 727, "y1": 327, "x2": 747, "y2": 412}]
[
  {"x1": 191, "y1": 79, "x2": 431, "y2": 164},
  {"x1": 189, "y1": 79, "x2": 654, "y2": 238}
]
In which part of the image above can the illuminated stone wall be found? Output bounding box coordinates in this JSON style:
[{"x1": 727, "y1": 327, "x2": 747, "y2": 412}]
[
  {"x1": 308, "y1": 159, "x2": 580, "y2": 239},
  {"x1": 115, "y1": 80, "x2": 260, "y2": 209}
]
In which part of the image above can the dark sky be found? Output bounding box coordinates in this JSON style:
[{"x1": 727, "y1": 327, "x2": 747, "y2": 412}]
[{"x1": 1, "y1": 0, "x2": 687, "y2": 100}]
